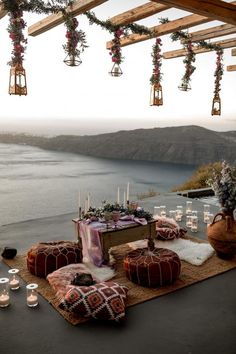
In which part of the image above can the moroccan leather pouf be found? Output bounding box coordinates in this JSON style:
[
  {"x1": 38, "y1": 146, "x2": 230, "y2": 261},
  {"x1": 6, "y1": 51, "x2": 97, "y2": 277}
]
[
  {"x1": 27, "y1": 241, "x2": 82, "y2": 278},
  {"x1": 124, "y1": 247, "x2": 181, "y2": 287}
]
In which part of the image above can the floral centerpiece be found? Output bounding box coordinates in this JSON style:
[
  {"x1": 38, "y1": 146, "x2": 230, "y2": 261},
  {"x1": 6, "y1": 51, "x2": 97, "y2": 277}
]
[
  {"x1": 82, "y1": 201, "x2": 153, "y2": 221},
  {"x1": 208, "y1": 161, "x2": 236, "y2": 215}
]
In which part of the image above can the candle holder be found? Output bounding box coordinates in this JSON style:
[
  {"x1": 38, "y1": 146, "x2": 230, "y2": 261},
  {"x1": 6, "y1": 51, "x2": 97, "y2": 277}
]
[
  {"x1": 191, "y1": 216, "x2": 198, "y2": 232},
  {"x1": 160, "y1": 205, "x2": 166, "y2": 217},
  {"x1": 175, "y1": 209, "x2": 182, "y2": 222},
  {"x1": 204, "y1": 204, "x2": 210, "y2": 223},
  {"x1": 186, "y1": 215, "x2": 192, "y2": 228},
  {"x1": 8, "y1": 268, "x2": 20, "y2": 290},
  {"x1": 176, "y1": 206, "x2": 183, "y2": 217},
  {"x1": 26, "y1": 283, "x2": 38, "y2": 307},
  {"x1": 153, "y1": 206, "x2": 160, "y2": 220},
  {"x1": 186, "y1": 201, "x2": 192, "y2": 215},
  {"x1": 169, "y1": 210, "x2": 176, "y2": 220},
  {"x1": 0, "y1": 278, "x2": 10, "y2": 308},
  {"x1": 207, "y1": 213, "x2": 214, "y2": 226}
]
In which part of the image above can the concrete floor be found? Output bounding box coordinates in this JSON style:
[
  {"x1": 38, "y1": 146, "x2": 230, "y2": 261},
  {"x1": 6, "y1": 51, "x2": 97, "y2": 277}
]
[{"x1": 1, "y1": 195, "x2": 236, "y2": 354}]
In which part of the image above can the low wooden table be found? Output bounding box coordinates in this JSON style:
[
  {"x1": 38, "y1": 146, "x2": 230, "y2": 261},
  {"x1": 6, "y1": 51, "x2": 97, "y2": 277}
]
[{"x1": 72, "y1": 219, "x2": 157, "y2": 264}]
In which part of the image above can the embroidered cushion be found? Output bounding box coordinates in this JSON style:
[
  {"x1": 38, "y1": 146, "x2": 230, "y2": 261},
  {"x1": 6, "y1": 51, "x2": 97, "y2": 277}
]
[
  {"x1": 27, "y1": 241, "x2": 82, "y2": 278},
  {"x1": 60, "y1": 281, "x2": 128, "y2": 322},
  {"x1": 156, "y1": 217, "x2": 187, "y2": 241},
  {"x1": 124, "y1": 247, "x2": 181, "y2": 287}
]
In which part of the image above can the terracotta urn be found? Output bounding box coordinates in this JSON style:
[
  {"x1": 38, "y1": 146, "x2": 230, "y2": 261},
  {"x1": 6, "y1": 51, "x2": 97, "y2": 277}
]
[{"x1": 207, "y1": 211, "x2": 236, "y2": 259}]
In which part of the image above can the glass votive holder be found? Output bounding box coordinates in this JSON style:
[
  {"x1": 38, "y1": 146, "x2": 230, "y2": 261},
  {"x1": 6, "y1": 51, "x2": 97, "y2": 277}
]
[
  {"x1": 8, "y1": 269, "x2": 20, "y2": 290},
  {"x1": 160, "y1": 205, "x2": 166, "y2": 217},
  {"x1": 207, "y1": 213, "x2": 214, "y2": 226},
  {"x1": 153, "y1": 206, "x2": 160, "y2": 220},
  {"x1": 175, "y1": 209, "x2": 182, "y2": 222},
  {"x1": 192, "y1": 210, "x2": 198, "y2": 217},
  {"x1": 0, "y1": 278, "x2": 10, "y2": 308},
  {"x1": 186, "y1": 201, "x2": 192, "y2": 215},
  {"x1": 204, "y1": 204, "x2": 210, "y2": 214},
  {"x1": 191, "y1": 216, "x2": 198, "y2": 232},
  {"x1": 186, "y1": 215, "x2": 192, "y2": 228},
  {"x1": 176, "y1": 206, "x2": 183, "y2": 217},
  {"x1": 169, "y1": 210, "x2": 176, "y2": 220},
  {"x1": 26, "y1": 283, "x2": 38, "y2": 307},
  {"x1": 204, "y1": 211, "x2": 210, "y2": 223}
]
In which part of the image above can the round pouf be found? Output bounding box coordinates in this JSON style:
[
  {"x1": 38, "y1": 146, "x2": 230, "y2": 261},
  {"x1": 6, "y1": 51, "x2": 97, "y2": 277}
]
[
  {"x1": 27, "y1": 241, "x2": 82, "y2": 278},
  {"x1": 124, "y1": 247, "x2": 181, "y2": 287}
]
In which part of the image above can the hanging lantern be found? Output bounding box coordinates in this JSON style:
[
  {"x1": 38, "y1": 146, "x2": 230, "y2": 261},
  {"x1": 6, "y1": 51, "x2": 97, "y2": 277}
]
[
  {"x1": 9, "y1": 64, "x2": 27, "y2": 96},
  {"x1": 64, "y1": 54, "x2": 82, "y2": 67},
  {"x1": 150, "y1": 83, "x2": 163, "y2": 106},
  {"x1": 178, "y1": 82, "x2": 191, "y2": 91},
  {"x1": 109, "y1": 63, "x2": 123, "y2": 77},
  {"x1": 211, "y1": 94, "x2": 221, "y2": 116}
]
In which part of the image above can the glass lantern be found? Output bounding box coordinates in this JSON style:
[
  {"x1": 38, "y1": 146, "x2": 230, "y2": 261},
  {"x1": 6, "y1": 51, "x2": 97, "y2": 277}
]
[
  {"x1": 0, "y1": 278, "x2": 10, "y2": 308},
  {"x1": 153, "y1": 206, "x2": 160, "y2": 220},
  {"x1": 26, "y1": 283, "x2": 38, "y2": 307},
  {"x1": 8, "y1": 268, "x2": 20, "y2": 290},
  {"x1": 191, "y1": 216, "x2": 198, "y2": 232},
  {"x1": 186, "y1": 215, "x2": 192, "y2": 228},
  {"x1": 160, "y1": 205, "x2": 166, "y2": 217},
  {"x1": 186, "y1": 201, "x2": 192, "y2": 215}
]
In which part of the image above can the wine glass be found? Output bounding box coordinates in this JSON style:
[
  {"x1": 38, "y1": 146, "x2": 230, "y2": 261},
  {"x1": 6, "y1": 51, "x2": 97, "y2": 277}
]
[
  {"x1": 112, "y1": 211, "x2": 121, "y2": 229},
  {"x1": 104, "y1": 211, "x2": 112, "y2": 230}
]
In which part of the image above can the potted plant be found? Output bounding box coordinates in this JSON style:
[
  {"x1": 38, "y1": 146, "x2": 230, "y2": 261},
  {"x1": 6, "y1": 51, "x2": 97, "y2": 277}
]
[{"x1": 207, "y1": 161, "x2": 236, "y2": 259}]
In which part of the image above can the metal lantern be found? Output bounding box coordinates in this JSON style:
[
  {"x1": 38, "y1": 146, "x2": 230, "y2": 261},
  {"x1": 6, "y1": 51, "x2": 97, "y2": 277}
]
[
  {"x1": 109, "y1": 63, "x2": 123, "y2": 77},
  {"x1": 9, "y1": 64, "x2": 27, "y2": 96},
  {"x1": 64, "y1": 54, "x2": 82, "y2": 67},
  {"x1": 211, "y1": 94, "x2": 221, "y2": 116},
  {"x1": 150, "y1": 83, "x2": 163, "y2": 106},
  {"x1": 178, "y1": 82, "x2": 191, "y2": 91}
]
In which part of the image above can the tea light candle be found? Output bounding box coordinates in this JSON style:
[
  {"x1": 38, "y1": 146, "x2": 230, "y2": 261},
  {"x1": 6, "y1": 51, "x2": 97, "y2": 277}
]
[
  {"x1": 169, "y1": 210, "x2": 176, "y2": 220},
  {"x1": 0, "y1": 278, "x2": 10, "y2": 308},
  {"x1": 8, "y1": 269, "x2": 20, "y2": 290},
  {"x1": 175, "y1": 210, "x2": 182, "y2": 222},
  {"x1": 26, "y1": 283, "x2": 38, "y2": 307},
  {"x1": 207, "y1": 213, "x2": 214, "y2": 226}
]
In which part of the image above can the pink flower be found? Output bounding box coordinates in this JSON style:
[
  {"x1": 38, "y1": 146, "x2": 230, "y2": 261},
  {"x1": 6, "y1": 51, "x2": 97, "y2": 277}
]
[
  {"x1": 115, "y1": 29, "x2": 123, "y2": 37},
  {"x1": 112, "y1": 57, "x2": 118, "y2": 62}
]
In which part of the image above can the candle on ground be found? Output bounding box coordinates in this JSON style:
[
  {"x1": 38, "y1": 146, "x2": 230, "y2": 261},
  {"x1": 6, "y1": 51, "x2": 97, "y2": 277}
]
[
  {"x1": 27, "y1": 294, "x2": 38, "y2": 307},
  {"x1": 9, "y1": 279, "x2": 19, "y2": 290},
  {"x1": 0, "y1": 294, "x2": 10, "y2": 307}
]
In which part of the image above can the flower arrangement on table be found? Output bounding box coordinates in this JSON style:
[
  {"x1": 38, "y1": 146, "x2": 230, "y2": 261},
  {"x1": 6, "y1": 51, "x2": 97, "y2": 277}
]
[
  {"x1": 207, "y1": 161, "x2": 236, "y2": 215},
  {"x1": 82, "y1": 201, "x2": 153, "y2": 222}
]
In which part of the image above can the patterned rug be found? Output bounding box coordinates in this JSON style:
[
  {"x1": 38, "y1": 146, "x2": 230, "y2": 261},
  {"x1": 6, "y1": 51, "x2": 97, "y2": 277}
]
[{"x1": 3, "y1": 235, "x2": 236, "y2": 326}]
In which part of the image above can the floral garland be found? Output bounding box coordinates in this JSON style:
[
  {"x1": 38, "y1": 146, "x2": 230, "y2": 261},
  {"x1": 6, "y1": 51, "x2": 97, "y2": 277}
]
[
  {"x1": 83, "y1": 202, "x2": 153, "y2": 221},
  {"x1": 109, "y1": 28, "x2": 124, "y2": 65},
  {"x1": 2, "y1": 0, "x2": 66, "y2": 15},
  {"x1": 150, "y1": 37, "x2": 162, "y2": 85},
  {"x1": 7, "y1": 7, "x2": 27, "y2": 66},
  {"x1": 170, "y1": 29, "x2": 196, "y2": 90},
  {"x1": 84, "y1": 11, "x2": 153, "y2": 67},
  {"x1": 63, "y1": 13, "x2": 87, "y2": 63}
]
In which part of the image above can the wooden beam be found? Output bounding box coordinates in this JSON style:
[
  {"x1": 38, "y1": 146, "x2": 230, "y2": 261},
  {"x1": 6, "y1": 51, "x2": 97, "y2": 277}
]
[
  {"x1": 0, "y1": 3, "x2": 7, "y2": 20},
  {"x1": 185, "y1": 23, "x2": 236, "y2": 42},
  {"x1": 227, "y1": 64, "x2": 236, "y2": 70},
  {"x1": 107, "y1": 14, "x2": 217, "y2": 49},
  {"x1": 232, "y1": 48, "x2": 236, "y2": 55},
  {"x1": 163, "y1": 38, "x2": 236, "y2": 58},
  {"x1": 153, "y1": 0, "x2": 236, "y2": 25},
  {"x1": 28, "y1": 0, "x2": 107, "y2": 36},
  {"x1": 109, "y1": 2, "x2": 170, "y2": 26}
]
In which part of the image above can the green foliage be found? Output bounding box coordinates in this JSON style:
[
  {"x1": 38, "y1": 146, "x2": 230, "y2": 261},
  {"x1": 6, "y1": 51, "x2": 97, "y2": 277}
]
[
  {"x1": 136, "y1": 189, "x2": 159, "y2": 200},
  {"x1": 172, "y1": 162, "x2": 224, "y2": 192}
]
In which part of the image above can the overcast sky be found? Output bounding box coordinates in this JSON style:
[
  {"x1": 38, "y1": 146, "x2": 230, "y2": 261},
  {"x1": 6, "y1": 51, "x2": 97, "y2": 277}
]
[{"x1": 0, "y1": 0, "x2": 235, "y2": 135}]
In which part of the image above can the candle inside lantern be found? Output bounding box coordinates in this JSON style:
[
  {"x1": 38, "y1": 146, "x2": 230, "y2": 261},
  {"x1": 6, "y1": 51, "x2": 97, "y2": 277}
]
[
  {"x1": 0, "y1": 278, "x2": 10, "y2": 308},
  {"x1": 8, "y1": 268, "x2": 20, "y2": 290},
  {"x1": 191, "y1": 216, "x2": 198, "y2": 232},
  {"x1": 26, "y1": 283, "x2": 38, "y2": 307}
]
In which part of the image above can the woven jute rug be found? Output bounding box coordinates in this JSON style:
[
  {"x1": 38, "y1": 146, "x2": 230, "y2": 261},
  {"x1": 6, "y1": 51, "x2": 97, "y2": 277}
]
[{"x1": 3, "y1": 235, "x2": 236, "y2": 326}]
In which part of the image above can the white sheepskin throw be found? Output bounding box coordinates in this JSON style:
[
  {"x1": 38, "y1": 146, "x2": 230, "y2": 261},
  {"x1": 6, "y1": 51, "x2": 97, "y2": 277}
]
[{"x1": 128, "y1": 238, "x2": 214, "y2": 266}]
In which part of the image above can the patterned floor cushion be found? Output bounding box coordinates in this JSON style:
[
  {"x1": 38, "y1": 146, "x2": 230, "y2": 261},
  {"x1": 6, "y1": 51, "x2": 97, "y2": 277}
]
[
  {"x1": 156, "y1": 217, "x2": 187, "y2": 240},
  {"x1": 27, "y1": 241, "x2": 82, "y2": 278},
  {"x1": 60, "y1": 281, "x2": 128, "y2": 322},
  {"x1": 124, "y1": 247, "x2": 181, "y2": 287}
]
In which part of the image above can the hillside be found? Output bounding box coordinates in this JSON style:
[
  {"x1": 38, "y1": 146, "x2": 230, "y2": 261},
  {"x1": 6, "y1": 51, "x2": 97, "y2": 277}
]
[{"x1": 0, "y1": 125, "x2": 235, "y2": 165}]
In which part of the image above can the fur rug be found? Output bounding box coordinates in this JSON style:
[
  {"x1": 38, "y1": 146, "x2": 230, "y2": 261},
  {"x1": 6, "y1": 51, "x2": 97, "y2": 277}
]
[{"x1": 128, "y1": 238, "x2": 214, "y2": 266}]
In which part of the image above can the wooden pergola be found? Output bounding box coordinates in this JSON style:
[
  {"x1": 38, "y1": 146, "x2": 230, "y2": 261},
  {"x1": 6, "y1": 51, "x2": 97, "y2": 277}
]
[{"x1": 1, "y1": 0, "x2": 236, "y2": 71}]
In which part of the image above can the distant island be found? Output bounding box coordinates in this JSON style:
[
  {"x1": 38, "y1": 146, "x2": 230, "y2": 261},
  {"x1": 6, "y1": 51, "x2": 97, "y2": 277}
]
[{"x1": 0, "y1": 125, "x2": 235, "y2": 165}]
